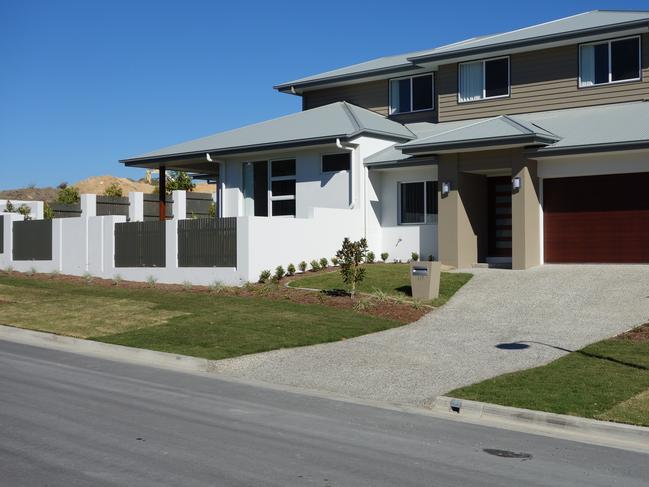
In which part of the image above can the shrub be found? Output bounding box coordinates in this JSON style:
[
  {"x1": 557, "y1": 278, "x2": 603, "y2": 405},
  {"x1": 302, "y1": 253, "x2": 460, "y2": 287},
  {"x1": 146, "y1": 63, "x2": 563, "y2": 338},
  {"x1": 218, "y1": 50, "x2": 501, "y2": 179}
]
[
  {"x1": 381, "y1": 252, "x2": 389, "y2": 263},
  {"x1": 208, "y1": 280, "x2": 224, "y2": 293},
  {"x1": 310, "y1": 259, "x2": 321, "y2": 272},
  {"x1": 182, "y1": 280, "x2": 193, "y2": 291},
  {"x1": 49, "y1": 269, "x2": 60, "y2": 278},
  {"x1": 428, "y1": 255, "x2": 434, "y2": 261},
  {"x1": 112, "y1": 274, "x2": 123, "y2": 286},
  {"x1": 83, "y1": 272, "x2": 93, "y2": 284},
  {"x1": 5, "y1": 265, "x2": 14, "y2": 273},
  {"x1": 411, "y1": 252, "x2": 419, "y2": 262},
  {"x1": 258, "y1": 269, "x2": 271, "y2": 283},
  {"x1": 146, "y1": 275, "x2": 158, "y2": 287},
  {"x1": 104, "y1": 182, "x2": 123, "y2": 197},
  {"x1": 27, "y1": 266, "x2": 37, "y2": 276},
  {"x1": 287, "y1": 263, "x2": 296, "y2": 276},
  {"x1": 57, "y1": 186, "x2": 80, "y2": 204},
  {"x1": 43, "y1": 203, "x2": 54, "y2": 220},
  {"x1": 319, "y1": 257, "x2": 328, "y2": 269},
  {"x1": 165, "y1": 171, "x2": 195, "y2": 193},
  {"x1": 366, "y1": 251, "x2": 375, "y2": 264},
  {"x1": 331, "y1": 256, "x2": 339, "y2": 266},
  {"x1": 298, "y1": 261, "x2": 308, "y2": 272},
  {"x1": 4, "y1": 200, "x2": 15, "y2": 213},
  {"x1": 208, "y1": 202, "x2": 217, "y2": 218},
  {"x1": 18, "y1": 204, "x2": 32, "y2": 220},
  {"x1": 274, "y1": 265, "x2": 285, "y2": 281},
  {"x1": 335, "y1": 237, "x2": 368, "y2": 298}
]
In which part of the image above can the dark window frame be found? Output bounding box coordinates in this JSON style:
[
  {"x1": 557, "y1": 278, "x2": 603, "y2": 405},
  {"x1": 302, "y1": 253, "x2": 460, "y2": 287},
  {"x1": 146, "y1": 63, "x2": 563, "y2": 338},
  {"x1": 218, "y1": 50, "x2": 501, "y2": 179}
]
[{"x1": 269, "y1": 158, "x2": 296, "y2": 217}]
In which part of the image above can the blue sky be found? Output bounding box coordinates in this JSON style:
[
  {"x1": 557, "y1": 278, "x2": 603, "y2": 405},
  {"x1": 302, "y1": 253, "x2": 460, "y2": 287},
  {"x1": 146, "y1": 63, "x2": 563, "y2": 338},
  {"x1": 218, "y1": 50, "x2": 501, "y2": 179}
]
[{"x1": 1, "y1": 0, "x2": 647, "y2": 189}]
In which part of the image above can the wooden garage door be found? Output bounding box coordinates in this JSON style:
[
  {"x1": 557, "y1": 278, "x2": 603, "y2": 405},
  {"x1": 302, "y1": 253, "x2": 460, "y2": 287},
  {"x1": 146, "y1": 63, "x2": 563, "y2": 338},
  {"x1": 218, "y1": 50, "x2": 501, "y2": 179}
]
[{"x1": 544, "y1": 173, "x2": 649, "y2": 263}]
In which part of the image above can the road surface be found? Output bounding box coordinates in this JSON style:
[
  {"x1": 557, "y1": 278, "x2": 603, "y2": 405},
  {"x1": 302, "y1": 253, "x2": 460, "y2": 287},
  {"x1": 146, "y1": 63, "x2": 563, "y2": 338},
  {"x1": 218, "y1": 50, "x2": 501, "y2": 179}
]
[{"x1": 1, "y1": 340, "x2": 647, "y2": 486}]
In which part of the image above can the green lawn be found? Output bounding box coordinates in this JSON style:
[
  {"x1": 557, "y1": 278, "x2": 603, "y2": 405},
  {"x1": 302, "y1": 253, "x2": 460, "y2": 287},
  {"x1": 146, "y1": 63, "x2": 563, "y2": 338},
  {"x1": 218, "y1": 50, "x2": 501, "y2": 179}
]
[
  {"x1": 0, "y1": 274, "x2": 402, "y2": 360},
  {"x1": 289, "y1": 263, "x2": 472, "y2": 307},
  {"x1": 449, "y1": 334, "x2": 649, "y2": 426}
]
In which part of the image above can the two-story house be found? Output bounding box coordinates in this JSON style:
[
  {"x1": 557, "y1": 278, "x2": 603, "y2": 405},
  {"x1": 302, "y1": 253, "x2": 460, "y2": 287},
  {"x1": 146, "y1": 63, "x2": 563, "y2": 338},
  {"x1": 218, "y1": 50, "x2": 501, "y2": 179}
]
[{"x1": 122, "y1": 10, "x2": 649, "y2": 270}]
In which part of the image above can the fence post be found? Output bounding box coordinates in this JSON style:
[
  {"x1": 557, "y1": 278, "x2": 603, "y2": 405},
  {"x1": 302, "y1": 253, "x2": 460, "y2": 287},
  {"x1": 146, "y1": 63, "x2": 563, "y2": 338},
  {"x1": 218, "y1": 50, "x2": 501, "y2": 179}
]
[
  {"x1": 172, "y1": 190, "x2": 186, "y2": 220},
  {"x1": 80, "y1": 194, "x2": 96, "y2": 218},
  {"x1": 128, "y1": 192, "x2": 144, "y2": 222}
]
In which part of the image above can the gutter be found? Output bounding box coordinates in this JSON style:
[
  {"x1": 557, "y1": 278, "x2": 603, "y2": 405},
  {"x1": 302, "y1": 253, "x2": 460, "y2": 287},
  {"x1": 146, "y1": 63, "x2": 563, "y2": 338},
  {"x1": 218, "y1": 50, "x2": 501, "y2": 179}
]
[
  {"x1": 527, "y1": 139, "x2": 649, "y2": 157},
  {"x1": 398, "y1": 134, "x2": 559, "y2": 155}
]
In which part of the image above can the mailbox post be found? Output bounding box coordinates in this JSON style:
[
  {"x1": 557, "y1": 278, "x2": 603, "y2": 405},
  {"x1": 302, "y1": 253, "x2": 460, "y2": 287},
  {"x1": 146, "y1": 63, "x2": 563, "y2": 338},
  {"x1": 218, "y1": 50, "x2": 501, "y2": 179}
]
[{"x1": 410, "y1": 261, "x2": 441, "y2": 300}]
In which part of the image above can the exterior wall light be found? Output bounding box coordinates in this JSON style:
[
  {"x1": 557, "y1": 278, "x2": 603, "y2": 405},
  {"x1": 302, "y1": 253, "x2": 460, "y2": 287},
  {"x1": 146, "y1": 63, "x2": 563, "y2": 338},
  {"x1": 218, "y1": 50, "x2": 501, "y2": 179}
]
[
  {"x1": 441, "y1": 181, "x2": 451, "y2": 196},
  {"x1": 512, "y1": 176, "x2": 521, "y2": 192}
]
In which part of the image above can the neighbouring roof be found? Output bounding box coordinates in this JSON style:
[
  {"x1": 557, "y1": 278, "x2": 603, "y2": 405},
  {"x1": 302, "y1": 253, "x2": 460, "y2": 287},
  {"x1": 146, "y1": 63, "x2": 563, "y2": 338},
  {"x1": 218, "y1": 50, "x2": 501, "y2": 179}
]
[
  {"x1": 367, "y1": 101, "x2": 649, "y2": 165},
  {"x1": 121, "y1": 102, "x2": 415, "y2": 165},
  {"x1": 275, "y1": 10, "x2": 649, "y2": 92}
]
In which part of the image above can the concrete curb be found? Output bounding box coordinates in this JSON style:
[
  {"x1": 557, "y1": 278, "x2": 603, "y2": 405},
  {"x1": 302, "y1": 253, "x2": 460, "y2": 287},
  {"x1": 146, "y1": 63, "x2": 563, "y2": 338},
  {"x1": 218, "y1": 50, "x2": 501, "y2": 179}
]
[
  {"x1": 433, "y1": 395, "x2": 649, "y2": 446},
  {"x1": 2, "y1": 324, "x2": 649, "y2": 453}
]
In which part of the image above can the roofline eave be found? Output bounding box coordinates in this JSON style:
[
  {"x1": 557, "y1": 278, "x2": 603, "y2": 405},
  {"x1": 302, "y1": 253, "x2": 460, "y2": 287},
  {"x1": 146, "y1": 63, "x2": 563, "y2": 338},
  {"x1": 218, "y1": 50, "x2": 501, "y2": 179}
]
[{"x1": 398, "y1": 134, "x2": 558, "y2": 155}]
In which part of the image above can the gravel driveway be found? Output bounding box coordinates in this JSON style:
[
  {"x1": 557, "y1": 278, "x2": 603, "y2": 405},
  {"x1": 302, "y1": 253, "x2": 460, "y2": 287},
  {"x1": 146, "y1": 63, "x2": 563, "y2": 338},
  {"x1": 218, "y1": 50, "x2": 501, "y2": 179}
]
[{"x1": 213, "y1": 265, "x2": 649, "y2": 406}]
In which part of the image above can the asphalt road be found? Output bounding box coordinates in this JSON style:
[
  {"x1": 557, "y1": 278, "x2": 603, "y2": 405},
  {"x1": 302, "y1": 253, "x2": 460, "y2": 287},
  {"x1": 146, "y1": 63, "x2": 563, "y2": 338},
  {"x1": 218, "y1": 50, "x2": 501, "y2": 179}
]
[{"x1": 1, "y1": 340, "x2": 647, "y2": 487}]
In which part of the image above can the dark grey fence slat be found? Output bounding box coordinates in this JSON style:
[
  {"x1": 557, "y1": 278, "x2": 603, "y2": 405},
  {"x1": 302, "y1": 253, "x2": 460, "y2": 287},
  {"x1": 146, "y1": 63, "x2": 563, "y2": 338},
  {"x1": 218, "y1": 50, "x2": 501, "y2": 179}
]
[
  {"x1": 143, "y1": 194, "x2": 173, "y2": 221},
  {"x1": 186, "y1": 192, "x2": 214, "y2": 218},
  {"x1": 115, "y1": 221, "x2": 166, "y2": 267},
  {"x1": 178, "y1": 218, "x2": 237, "y2": 267},
  {"x1": 13, "y1": 219, "x2": 53, "y2": 261},
  {"x1": 50, "y1": 202, "x2": 82, "y2": 218},
  {"x1": 0, "y1": 215, "x2": 4, "y2": 254},
  {"x1": 96, "y1": 196, "x2": 130, "y2": 216}
]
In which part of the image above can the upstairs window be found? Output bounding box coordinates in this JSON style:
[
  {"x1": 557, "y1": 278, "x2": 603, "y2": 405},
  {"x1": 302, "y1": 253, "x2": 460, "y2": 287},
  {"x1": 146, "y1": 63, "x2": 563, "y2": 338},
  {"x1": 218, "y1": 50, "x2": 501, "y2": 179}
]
[
  {"x1": 458, "y1": 57, "x2": 509, "y2": 102},
  {"x1": 389, "y1": 74, "x2": 434, "y2": 114},
  {"x1": 399, "y1": 181, "x2": 437, "y2": 224},
  {"x1": 580, "y1": 36, "x2": 641, "y2": 87}
]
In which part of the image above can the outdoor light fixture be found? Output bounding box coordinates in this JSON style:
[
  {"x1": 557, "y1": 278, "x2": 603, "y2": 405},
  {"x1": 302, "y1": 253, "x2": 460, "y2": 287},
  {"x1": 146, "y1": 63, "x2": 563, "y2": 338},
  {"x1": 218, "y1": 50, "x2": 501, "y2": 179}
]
[
  {"x1": 441, "y1": 181, "x2": 451, "y2": 196},
  {"x1": 512, "y1": 176, "x2": 521, "y2": 191}
]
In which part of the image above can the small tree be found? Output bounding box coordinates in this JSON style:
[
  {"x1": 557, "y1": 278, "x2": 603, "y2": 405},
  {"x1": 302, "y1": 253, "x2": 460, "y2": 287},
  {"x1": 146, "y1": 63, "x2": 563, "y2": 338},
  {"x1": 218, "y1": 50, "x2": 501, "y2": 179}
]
[
  {"x1": 298, "y1": 261, "x2": 307, "y2": 273},
  {"x1": 274, "y1": 265, "x2": 285, "y2": 281},
  {"x1": 18, "y1": 204, "x2": 31, "y2": 220},
  {"x1": 310, "y1": 259, "x2": 321, "y2": 272},
  {"x1": 366, "y1": 251, "x2": 375, "y2": 264},
  {"x1": 380, "y1": 252, "x2": 389, "y2": 263},
  {"x1": 43, "y1": 203, "x2": 54, "y2": 220},
  {"x1": 104, "y1": 182, "x2": 123, "y2": 197},
  {"x1": 57, "y1": 186, "x2": 80, "y2": 204},
  {"x1": 167, "y1": 171, "x2": 195, "y2": 192},
  {"x1": 258, "y1": 269, "x2": 271, "y2": 283},
  {"x1": 411, "y1": 252, "x2": 419, "y2": 262},
  {"x1": 319, "y1": 257, "x2": 328, "y2": 269},
  {"x1": 208, "y1": 202, "x2": 217, "y2": 218},
  {"x1": 336, "y1": 237, "x2": 368, "y2": 298},
  {"x1": 4, "y1": 200, "x2": 15, "y2": 213},
  {"x1": 287, "y1": 263, "x2": 296, "y2": 276}
]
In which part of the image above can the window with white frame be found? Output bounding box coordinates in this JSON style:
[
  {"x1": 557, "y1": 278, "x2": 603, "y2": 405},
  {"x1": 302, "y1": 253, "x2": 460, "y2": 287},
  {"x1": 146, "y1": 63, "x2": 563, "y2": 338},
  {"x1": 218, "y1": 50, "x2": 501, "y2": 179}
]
[
  {"x1": 580, "y1": 36, "x2": 641, "y2": 87},
  {"x1": 389, "y1": 74, "x2": 434, "y2": 114},
  {"x1": 270, "y1": 159, "x2": 296, "y2": 217},
  {"x1": 399, "y1": 181, "x2": 437, "y2": 224},
  {"x1": 458, "y1": 57, "x2": 509, "y2": 102}
]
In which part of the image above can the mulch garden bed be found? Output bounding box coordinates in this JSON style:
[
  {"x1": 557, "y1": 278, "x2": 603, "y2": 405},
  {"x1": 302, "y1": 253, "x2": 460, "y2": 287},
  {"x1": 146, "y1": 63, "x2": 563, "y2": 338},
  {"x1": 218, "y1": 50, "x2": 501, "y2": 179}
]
[
  {"x1": 615, "y1": 323, "x2": 649, "y2": 343},
  {"x1": 0, "y1": 270, "x2": 428, "y2": 324}
]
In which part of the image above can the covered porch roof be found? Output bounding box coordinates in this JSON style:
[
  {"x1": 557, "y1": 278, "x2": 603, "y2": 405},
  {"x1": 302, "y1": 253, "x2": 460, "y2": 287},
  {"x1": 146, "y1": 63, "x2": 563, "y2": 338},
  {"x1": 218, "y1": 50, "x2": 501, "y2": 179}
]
[{"x1": 119, "y1": 102, "x2": 416, "y2": 175}]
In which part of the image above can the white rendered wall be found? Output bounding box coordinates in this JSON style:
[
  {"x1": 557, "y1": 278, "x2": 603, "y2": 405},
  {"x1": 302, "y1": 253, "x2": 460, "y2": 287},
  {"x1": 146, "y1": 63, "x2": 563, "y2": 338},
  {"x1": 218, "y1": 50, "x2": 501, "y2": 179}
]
[
  {"x1": 0, "y1": 200, "x2": 44, "y2": 220},
  {"x1": 373, "y1": 165, "x2": 439, "y2": 262}
]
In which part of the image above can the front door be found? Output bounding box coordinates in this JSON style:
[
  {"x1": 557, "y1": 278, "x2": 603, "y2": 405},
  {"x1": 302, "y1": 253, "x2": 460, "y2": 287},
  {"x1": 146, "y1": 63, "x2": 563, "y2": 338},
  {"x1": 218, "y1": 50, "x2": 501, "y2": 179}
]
[{"x1": 488, "y1": 176, "x2": 512, "y2": 258}]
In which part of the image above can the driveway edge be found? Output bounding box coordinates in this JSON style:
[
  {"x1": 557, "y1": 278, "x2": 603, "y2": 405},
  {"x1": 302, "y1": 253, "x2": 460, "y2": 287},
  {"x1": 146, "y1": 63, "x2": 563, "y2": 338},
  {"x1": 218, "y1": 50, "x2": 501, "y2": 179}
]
[{"x1": 433, "y1": 395, "x2": 649, "y2": 446}]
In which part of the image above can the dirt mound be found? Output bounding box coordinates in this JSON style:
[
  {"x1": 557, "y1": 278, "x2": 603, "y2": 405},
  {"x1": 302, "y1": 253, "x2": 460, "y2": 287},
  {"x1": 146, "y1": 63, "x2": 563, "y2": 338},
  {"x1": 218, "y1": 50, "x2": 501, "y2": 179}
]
[
  {"x1": 0, "y1": 187, "x2": 59, "y2": 202},
  {"x1": 74, "y1": 175, "x2": 155, "y2": 194}
]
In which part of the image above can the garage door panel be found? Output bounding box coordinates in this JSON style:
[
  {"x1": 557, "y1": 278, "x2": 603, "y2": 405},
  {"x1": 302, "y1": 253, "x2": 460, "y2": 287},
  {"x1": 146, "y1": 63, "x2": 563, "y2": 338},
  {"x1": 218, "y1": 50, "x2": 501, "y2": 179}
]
[
  {"x1": 545, "y1": 210, "x2": 649, "y2": 263},
  {"x1": 544, "y1": 173, "x2": 649, "y2": 263}
]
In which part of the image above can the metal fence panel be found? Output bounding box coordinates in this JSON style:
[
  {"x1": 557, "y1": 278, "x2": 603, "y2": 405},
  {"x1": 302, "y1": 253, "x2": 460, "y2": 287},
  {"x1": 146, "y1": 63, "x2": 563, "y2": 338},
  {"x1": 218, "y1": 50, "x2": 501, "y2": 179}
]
[
  {"x1": 13, "y1": 219, "x2": 53, "y2": 261},
  {"x1": 143, "y1": 194, "x2": 173, "y2": 221},
  {"x1": 186, "y1": 192, "x2": 214, "y2": 218},
  {"x1": 0, "y1": 215, "x2": 4, "y2": 254},
  {"x1": 97, "y1": 196, "x2": 130, "y2": 216},
  {"x1": 50, "y1": 202, "x2": 82, "y2": 218},
  {"x1": 115, "y1": 221, "x2": 166, "y2": 267},
  {"x1": 178, "y1": 218, "x2": 237, "y2": 267}
]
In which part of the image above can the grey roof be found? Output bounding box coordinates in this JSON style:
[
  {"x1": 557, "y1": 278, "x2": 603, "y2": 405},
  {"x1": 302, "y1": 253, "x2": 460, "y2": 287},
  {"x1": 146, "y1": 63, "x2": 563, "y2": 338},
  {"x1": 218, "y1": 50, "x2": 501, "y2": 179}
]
[
  {"x1": 368, "y1": 101, "x2": 649, "y2": 164},
  {"x1": 121, "y1": 102, "x2": 415, "y2": 164},
  {"x1": 275, "y1": 11, "x2": 649, "y2": 92},
  {"x1": 398, "y1": 115, "x2": 560, "y2": 153}
]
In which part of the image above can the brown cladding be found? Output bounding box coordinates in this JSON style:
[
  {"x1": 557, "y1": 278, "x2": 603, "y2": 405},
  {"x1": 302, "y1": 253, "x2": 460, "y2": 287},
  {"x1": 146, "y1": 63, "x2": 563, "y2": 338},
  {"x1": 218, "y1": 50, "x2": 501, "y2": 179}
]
[{"x1": 438, "y1": 34, "x2": 649, "y2": 122}]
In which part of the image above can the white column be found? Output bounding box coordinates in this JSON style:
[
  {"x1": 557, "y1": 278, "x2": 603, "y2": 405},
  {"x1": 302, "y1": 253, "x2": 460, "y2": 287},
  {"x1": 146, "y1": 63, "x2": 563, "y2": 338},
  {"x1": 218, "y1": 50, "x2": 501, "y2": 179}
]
[
  {"x1": 128, "y1": 192, "x2": 144, "y2": 222},
  {"x1": 80, "y1": 194, "x2": 96, "y2": 218},
  {"x1": 172, "y1": 190, "x2": 186, "y2": 220}
]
